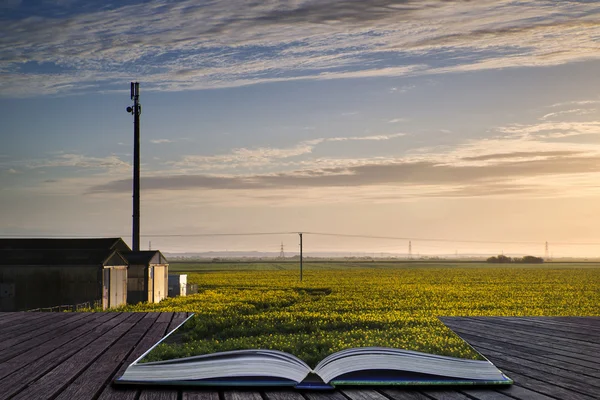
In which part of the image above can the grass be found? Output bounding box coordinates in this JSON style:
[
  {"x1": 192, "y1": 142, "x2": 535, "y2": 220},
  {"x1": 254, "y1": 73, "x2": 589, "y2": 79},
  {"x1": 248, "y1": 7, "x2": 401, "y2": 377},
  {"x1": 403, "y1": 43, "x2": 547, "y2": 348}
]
[{"x1": 115, "y1": 262, "x2": 600, "y2": 367}]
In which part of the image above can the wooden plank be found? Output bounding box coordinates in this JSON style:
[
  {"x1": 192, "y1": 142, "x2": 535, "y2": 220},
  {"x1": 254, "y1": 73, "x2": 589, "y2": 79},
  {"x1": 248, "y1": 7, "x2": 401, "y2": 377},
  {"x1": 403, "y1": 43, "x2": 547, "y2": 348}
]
[
  {"x1": 507, "y1": 317, "x2": 600, "y2": 334},
  {"x1": 0, "y1": 312, "x2": 65, "y2": 336},
  {"x1": 0, "y1": 313, "x2": 144, "y2": 400},
  {"x1": 305, "y1": 392, "x2": 349, "y2": 400},
  {"x1": 342, "y1": 388, "x2": 391, "y2": 400},
  {"x1": 264, "y1": 390, "x2": 305, "y2": 400},
  {"x1": 223, "y1": 391, "x2": 263, "y2": 400},
  {"x1": 419, "y1": 390, "x2": 470, "y2": 400},
  {"x1": 446, "y1": 318, "x2": 600, "y2": 353},
  {"x1": 182, "y1": 391, "x2": 220, "y2": 400},
  {"x1": 445, "y1": 325, "x2": 600, "y2": 367},
  {"x1": 461, "y1": 336, "x2": 600, "y2": 378},
  {"x1": 139, "y1": 389, "x2": 179, "y2": 400},
  {"x1": 381, "y1": 389, "x2": 433, "y2": 400},
  {"x1": 97, "y1": 315, "x2": 176, "y2": 400},
  {"x1": 53, "y1": 313, "x2": 158, "y2": 400},
  {"x1": 462, "y1": 317, "x2": 600, "y2": 343},
  {"x1": 492, "y1": 385, "x2": 556, "y2": 400},
  {"x1": 10, "y1": 313, "x2": 143, "y2": 400},
  {"x1": 0, "y1": 312, "x2": 89, "y2": 351},
  {"x1": 0, "y1": 312, "x2": 120, "y2": 378},
  {"x1": 497, "y1": 368, "x2": 598, "y2": 400},
  {"x1": 479, "y1": 356, "x2": 600, "y2": 398},
  {"x1": 166, "y1": 311, "x2": 189, "y2": 334},
  {"x1": 459, "y1": 388, "x2": 537, "y2": 400},
  {"x1": 0, "y1": 312, "x2": 48, "y2": 327},
  {"x1": 441, "y1": 319, "x2": 599, "y2": 363}
]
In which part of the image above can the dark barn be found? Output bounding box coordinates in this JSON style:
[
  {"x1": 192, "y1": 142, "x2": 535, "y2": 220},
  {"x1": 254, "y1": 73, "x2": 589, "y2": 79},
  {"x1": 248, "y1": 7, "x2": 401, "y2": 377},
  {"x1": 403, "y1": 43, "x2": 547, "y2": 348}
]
[
  {"x1": 0, "y1": 238, "x2": 130, "y2": 311},
  {"x1": 122, "y1": 250, "x2": 169, "y2": 304}
]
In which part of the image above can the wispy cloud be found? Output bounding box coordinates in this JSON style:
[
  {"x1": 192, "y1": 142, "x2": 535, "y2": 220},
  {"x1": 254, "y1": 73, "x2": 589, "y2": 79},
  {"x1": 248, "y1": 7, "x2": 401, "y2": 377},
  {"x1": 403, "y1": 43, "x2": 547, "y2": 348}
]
[
  {"x1": 540, "y1": 109, "x2": 596, "y2": 120},
  {"x1": 170, "y1": 132, "x2": 406, "y2": 172},
  {"x1": 2, "y1": 0, "x2": 600, "y2": 96},
  {"x1": 150, "y1": 139, "x2": 173, "y2": 144}
]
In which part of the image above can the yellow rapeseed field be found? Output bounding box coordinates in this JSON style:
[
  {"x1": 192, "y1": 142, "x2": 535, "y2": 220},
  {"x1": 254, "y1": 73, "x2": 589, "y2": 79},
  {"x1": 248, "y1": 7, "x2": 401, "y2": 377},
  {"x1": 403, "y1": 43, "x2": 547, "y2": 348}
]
[{"x1": 115, "y1": 264, "x2": 600, "y2": 367}]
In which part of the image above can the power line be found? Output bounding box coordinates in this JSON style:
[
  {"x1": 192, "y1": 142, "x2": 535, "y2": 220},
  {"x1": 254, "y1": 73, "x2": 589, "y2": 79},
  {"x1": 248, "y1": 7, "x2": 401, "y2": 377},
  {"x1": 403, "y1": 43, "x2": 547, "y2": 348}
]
[{"x1": 1, "y1": 232, "x2": 600, "y2": 246}]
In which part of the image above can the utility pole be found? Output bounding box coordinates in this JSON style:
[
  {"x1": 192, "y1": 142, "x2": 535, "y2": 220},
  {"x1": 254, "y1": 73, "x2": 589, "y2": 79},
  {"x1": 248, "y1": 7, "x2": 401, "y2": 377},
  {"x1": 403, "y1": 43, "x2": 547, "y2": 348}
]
[
  {"x1": 279, "y1": 242, "x2": 285, "y2": 259},
  {"x1": 545, "y1": 241, "x2": 549, "y2": 260},
  {"x1": 127, "y1": 82, "x2": 141, "y2": 251},
  {"x1": 408, "y1": 241, "x2": 412, "y2": 260},
  {"x1": 299, "y1": 233, "x2": 303, "y2": 282}
]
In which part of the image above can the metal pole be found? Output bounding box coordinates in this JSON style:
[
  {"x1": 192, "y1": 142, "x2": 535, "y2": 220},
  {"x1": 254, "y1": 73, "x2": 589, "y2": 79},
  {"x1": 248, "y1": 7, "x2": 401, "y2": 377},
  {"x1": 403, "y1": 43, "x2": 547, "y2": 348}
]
[
  {"x1": 130, "y1": 82, "x2": 141, "y2": 251},
  {"x1": 299, "y1": 233, "x2": 303, "y2": 281}
]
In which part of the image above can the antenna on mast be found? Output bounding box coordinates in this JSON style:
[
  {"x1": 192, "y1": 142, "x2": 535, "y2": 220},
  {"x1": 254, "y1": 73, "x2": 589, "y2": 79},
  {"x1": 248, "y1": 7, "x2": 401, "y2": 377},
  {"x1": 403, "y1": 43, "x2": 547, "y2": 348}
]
[{"x1": 126, "y1": 82, "x2": 141, "y2": 251}]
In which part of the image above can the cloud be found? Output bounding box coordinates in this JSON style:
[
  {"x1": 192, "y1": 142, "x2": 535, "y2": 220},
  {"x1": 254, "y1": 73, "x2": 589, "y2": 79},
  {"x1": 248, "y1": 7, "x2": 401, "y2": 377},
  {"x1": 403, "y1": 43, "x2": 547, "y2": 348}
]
[
  {"x1": 497, "y1": 121, "x2": 600, "y2": 139},
  {"x1": 1, "y1": 153, "x2": 131, "y2": 174},
  {"x1": 460, "y1": 151, "x2": 584, "y2": 162},
  {"x1": 169, "y1": 132, "x2": 406, "y2": 171},
  {"x1": 388, "y1": 118, "x2": 407, "y2": 124},
  {"x1": 89, "y1": 152, "x2": 600, "y2": 195},
  {"x1": 150, "y1": 139, "x2": 173, "y2": 144},
  {"x1": 2, "y1": 0, "x2": 600, "y2": 96},
  {"x1": 540, "y1": 109, "x2": 596, "y2": 120}
]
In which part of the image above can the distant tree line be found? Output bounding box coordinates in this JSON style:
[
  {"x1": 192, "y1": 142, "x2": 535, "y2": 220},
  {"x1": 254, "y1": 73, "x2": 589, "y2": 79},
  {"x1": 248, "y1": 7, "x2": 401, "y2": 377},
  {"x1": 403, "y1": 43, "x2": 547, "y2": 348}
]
[{"x1": 486, "y1": 255, "x2": 544, "y2": 264}]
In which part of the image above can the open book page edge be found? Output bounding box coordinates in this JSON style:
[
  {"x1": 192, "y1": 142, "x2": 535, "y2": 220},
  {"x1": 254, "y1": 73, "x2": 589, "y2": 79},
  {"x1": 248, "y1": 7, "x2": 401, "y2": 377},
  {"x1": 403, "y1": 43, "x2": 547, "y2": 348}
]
[{"x1": 128, "y1": 313, "x2": 196, "y2": 368}]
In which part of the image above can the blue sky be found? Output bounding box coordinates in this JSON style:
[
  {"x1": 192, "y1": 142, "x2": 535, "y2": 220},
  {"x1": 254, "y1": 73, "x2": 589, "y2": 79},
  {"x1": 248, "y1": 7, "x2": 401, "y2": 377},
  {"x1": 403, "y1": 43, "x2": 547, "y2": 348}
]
[{"x1": 2, "y1": 0, "x2": 600, "y2": 256}]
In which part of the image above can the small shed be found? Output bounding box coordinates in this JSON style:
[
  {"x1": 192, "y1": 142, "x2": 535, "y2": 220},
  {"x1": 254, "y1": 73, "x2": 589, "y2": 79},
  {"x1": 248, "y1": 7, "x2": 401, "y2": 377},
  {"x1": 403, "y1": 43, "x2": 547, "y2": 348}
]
[
  {"x1": 0, "y1": 238, "x2": 130, "y2": 311},
  {"x1": 168, "y1": 274, "x2": 187, "y2": 297},
  {"x1": 121, "y1": 251, "x2": 169, "y2": 304}
]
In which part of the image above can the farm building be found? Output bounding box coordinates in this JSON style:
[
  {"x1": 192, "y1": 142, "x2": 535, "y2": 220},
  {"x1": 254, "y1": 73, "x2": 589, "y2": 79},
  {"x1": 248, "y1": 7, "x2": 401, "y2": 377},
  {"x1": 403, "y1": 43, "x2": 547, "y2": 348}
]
[
  {"x1": 121, "y1": 250, "x2": 169, "y2": 304},
  {"x1": 168, "y1": 274, "x2": 187, "y2": 297},
  {"x1": 0, "y1": 238, "x2": 130, "y2": 311}
]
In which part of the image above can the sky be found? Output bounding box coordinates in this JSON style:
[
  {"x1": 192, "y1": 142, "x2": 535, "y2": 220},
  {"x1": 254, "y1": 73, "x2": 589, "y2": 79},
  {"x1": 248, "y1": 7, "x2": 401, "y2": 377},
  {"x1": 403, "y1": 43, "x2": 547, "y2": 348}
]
[{"x1": 2, "y1": 0, "x2": 600, "y2": 256}]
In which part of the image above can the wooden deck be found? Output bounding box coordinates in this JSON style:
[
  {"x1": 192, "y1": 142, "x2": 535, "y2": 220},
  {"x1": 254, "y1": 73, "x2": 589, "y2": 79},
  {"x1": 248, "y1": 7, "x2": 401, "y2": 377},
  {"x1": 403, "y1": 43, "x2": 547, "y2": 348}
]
[{"x1": 0, "y1": 313, "x2": 597, "y2": 400}]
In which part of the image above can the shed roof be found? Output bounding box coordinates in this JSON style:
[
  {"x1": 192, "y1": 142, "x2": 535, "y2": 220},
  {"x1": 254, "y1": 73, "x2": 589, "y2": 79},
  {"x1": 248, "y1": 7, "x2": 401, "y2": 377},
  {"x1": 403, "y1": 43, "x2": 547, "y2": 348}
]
[
  {"x1": 0, "y1": 238, "x2": 129, "y2": 252},
  {"x1": 0, "y1": 249, "x2": 128, "y2": 267},
  {"x1": 121, "y1": 250, "x2": 168, "y2": 265},
  {"x1": 0, "y1": 238, "x2": 131, "y2": 267}
]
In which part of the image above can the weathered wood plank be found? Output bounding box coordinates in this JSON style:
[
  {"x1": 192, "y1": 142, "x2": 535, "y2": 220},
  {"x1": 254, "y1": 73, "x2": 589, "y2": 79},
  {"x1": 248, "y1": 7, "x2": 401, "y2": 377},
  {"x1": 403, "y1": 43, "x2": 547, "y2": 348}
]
[
  {"x1": 0, "y1": 312, "x2": 120, "y2": 377},
  {"x1": 182, "y1": 390, "x2": 220, "y2": 400},
  {"x1": 0, "y1": 313, "x2": 143, "y2": 400},
  {"x1": 462, "y1": 317, "x2": 600, "y2": 343},
  {"x1": 97, "y1": 315, "x2": 176, "y2": 400},
  {"x1": 305, "y1": 392, "x2": 349, "y2": 400},
  {"x1": 0, "y1": 312, "x2": 49, "y2": 327},
  {"x1": 0, "y1": 312, "x2": 89, "y2": 351},
  {"x1": 381, "y1": 389, "x2": 432, "y2": 400},
  {"x1": 10, "y1": 313, "x2": 144, "y2": 400},
  {"x1": 445, "y1": 318, "x2": 600, "y2": 353},
  {"x1": 166, "y1": 311, "x2": 189, "y2": 334},
  {"x1": 462, "y1": 337, "x2": 600, "y2": 379},
  {"x1": 264, "y1": 389, "x2": 306, "y2": 400},
  {"x1": 497, "y1": 368, "x2": 598, "y2": 400},
  {"x1": 458, "y1": 388, "x2": 533, "y2": 400},
  {"x1": 223, "y1": 390, "x2": 264, "y2": 400},
  {"x1": 342, "y1": 388, "x2": 391, "y2": 400},
  {"x1": 53, "y1": 313, "x2": 158, "y2": 400},
  {"x1": 441, "y1": 319, "x2": 599, "y2": 363},
  {"x1": 0, "y1": 312, "x2": 65, "y2": 336},
  {"x1": 440, "y1": 325, "x2": 597, "y2": 368},
  {"x1": 503, "y1": 316, "x2": 600, "y2": 333},
  {"x1": 139, "y1": 389, "x2": 179, "y2": 400},
  {"x1": 480, "y1": 357, "x2": 600, "y2": 398},
  {"x1": 492, "y1": 385, "x2": 557, "y2": 400}
]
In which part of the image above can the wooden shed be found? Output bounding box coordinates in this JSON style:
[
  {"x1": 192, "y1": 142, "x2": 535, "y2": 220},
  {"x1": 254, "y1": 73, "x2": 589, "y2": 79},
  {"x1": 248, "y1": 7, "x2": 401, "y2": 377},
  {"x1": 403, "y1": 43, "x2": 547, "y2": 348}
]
[
  {"x1": 121, "y1": 250, "x2": 169, "y2": 304},
  {"x1": 0, "y1": 238, "x2": 130, "y2": 311}
]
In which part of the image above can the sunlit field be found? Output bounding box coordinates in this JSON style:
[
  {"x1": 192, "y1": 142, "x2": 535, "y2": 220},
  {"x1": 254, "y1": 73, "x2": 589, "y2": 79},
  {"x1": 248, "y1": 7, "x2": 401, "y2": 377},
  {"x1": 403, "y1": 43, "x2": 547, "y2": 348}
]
[{"x1": 115, "y1": 262, "x2": 600, "y2": 367}]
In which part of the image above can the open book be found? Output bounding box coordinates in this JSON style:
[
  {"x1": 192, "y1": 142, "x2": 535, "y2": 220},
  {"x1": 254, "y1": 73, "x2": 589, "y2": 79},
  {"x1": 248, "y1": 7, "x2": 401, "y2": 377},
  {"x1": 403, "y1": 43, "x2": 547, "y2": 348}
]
[{"x1": 115, "y1": 315, "x2": 512, "y2": 388}]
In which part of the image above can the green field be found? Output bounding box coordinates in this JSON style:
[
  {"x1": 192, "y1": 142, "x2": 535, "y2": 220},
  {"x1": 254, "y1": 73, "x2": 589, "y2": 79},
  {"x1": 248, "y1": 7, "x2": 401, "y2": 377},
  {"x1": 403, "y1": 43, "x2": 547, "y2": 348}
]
[{"x1": 115, "y1": 262, "x2": 600, "y2": 367}]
